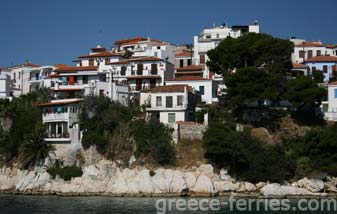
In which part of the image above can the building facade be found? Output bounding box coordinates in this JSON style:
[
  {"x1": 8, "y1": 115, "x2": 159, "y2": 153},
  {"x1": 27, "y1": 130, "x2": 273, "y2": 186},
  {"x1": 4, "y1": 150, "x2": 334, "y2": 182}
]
[
  {"x1": 0, "y1": 72, "x2": 11, "y2": 99},
  {"x1": 304, "y1": 56, "x2": 337, "y2": 82},
  {"x1": 322, "y1": 81, "x2": 337, "y2": 121}
]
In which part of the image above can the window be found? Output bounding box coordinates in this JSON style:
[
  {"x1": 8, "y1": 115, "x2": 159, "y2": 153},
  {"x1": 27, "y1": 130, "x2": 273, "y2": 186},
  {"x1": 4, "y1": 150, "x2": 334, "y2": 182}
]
[
  {"x1": 335, "y1": 89, "x2": 337, "y2": 98},
  {"x1": 187, "y1": 59, "x2": 192, "y2": 66},
  {"x1": 154, "y1": 52, "x2": 158, "y2": 57},
  {"x1": 168, "y1": 113, "x2": 175, "y2": 123},
  {"x1": 205, "y1": 34, "x2": 211, "y2": 39},
  {"x1": 156, "y1": 96, "x2": 162, "y2": 107},
  {"x1": 308, "y1": 50, "x2": 313, "y2": 58},
  {"x1": 316, "y1": 50, "x2": 321, "y2": 56},
  {"x1": 312, "y1": 66, "x2": 316, "y2": 72},
  {"x1": 299, "y1": 50, "x2": 304, "y2": 58},
  {"x1": 82, "y1": 75, "x2": 88, "y2": 84},
  {"x1": 323, "y1": 65, "x2": 328, "y2": 73},
  {"x1": 199, "y1": 86, "x2": 205, "y2": 95},
  {"x1": 157, "y1": 46, "x2": 161, "y2": 50},
  {"x1": 180, "y1": 59, "x2": 184, "y2": 68},
  {"x1": 121, "y1": 66, "x2": 126, "y2": 76},
  {"x1": 105, "y1": 58, "x2": 110, "y2": 65},
  {"x1": 99, "y1": 90, "x2": 104, "y2": 96},
  {"x1": 137, "y1": 64, "x2": 143, "y2": 75},
  {"x1": 89, "y1": 59, "x2": 94, "y2": 66},
  {"x1": 151, "y1": 64, "x2": 158, "y2": 75},
  {"x1": 177, "y1": 95, "x2": 183, "y2": 106},
  {"x1": 200, "y1": 54, "x2": 206, "y2": 64},
  {"x1": 166, "y1": 96, "x2": 173, "y2": 108}
]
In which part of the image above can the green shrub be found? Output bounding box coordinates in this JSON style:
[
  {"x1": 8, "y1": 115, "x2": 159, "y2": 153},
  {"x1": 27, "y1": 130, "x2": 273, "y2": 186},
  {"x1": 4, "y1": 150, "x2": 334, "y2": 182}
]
[
  {"x1": 47, "y1": 165, "x2": 83, "y2": 181},
  {"x1": 152, "y1": 140, "x2": 176, "y2": 165},
  {"x1": 203, "y1": 121, "x2": 294, "y2": 183}
]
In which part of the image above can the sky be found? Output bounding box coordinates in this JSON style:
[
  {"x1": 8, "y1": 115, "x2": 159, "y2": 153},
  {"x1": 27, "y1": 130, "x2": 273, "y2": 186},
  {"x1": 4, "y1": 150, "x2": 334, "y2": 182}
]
[{"x1": 0, "y1": 0, "x2": 337, "y2": 67}]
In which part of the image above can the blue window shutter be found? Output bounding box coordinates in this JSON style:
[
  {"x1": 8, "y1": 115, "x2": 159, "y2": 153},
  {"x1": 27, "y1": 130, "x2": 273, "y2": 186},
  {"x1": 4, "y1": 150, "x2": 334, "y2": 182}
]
[{"x1": 335, "y1": 89, "x2": 337, "y2": 98}]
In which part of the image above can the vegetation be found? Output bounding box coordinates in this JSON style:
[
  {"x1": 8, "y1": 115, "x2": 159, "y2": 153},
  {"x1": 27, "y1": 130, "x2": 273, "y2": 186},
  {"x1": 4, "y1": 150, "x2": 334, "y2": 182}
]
[
  {"x1": 132, "y1": 117, "x2": 175, "y2": 165},
  {"x1": 47, "y1": 164, "x2": 83, "y2": 181},
  {"x1": 203, "y1": 121, "x2": 294, "y2": 183},
  {"x1": 0, "y1": 88, "x2": 53, "y2": 168},
  {"x1": 286, "y1": 124, "x2": 337, "y2": 177}
]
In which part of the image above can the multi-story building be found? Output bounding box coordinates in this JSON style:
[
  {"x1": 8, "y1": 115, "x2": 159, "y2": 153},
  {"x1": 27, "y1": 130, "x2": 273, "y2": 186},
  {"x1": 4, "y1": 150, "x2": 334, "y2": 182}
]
[
  {"x1": 109, "y1": 56, "x2": 174, "y2": 94},
  {"x1": 113, "y1": 37, "x2": 175, "y2": 64},
  {"x1": 291, "y1": 40, "x2": 337, "y2": 64},
  {"x1": 304, "y1": 56, "x2": 337, "y2": 82},
  {"x1": 166, "y1": 76, "x2": 218, "y2": 104},
  {"x1": 141, "y1": 84, "x2": 198, "y2": 125},
  {"x1": 39, "y1": 98, "x2": 82, "y2": 144}
]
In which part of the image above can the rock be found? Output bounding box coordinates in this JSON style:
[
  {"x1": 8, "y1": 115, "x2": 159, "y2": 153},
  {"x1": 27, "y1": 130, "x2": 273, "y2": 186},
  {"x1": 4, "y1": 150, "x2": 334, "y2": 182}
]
[
  {"x1": 297, "y1": 177, "x2": 324, "y2": 193},
  {"x1": 197, "y1": 164, "x2": 215, "y2": 178},
  {"x1": 256, "y1": 182, "x2": 266, "y2": 189},
  {"x1": 237, "y1": 182, "x2": 257, "y2": 192},
  {"x1": 219, "y1": 169, "x2": 234, "y2": 182},
  {"x1": 218, "y1": 181, "x2": 240, "y2": 192},
  {"x1": 128, "y1": 155, "x2": 136, "y2": 167},
  {"x1": 261, "y1": 183, "x2": 318, "y2": 196},
  {"x1": 190, "y1": 175, "x2": 216, "y2": 194}
]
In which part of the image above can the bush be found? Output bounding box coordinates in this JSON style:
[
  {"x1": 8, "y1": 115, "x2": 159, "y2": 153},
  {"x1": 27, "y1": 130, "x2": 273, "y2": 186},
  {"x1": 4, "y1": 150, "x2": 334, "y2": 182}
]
[
  {"x1": 47, "y1": 165, "x2": 83, "y2": 181},
  {"x1": 287, "y1": 125, "x2": 337, "y2": 177},
  {"x1": 203, "y1": 121, "x2": 294, "y2": 183},
  {"x1": 132, "y1": 117, "x2": 175, "y2": 165}
]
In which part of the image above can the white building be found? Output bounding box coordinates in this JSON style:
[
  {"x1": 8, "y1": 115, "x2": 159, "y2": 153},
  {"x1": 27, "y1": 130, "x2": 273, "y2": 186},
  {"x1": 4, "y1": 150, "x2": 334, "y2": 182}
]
[
  {"x1": 109, "y1": 56, "x2": 174, "y2": 94},
  {"x1": 141, "y1": 85, "x2": 198, "y2": 125},
  {"x1": 322, "y1": 81, "x2": 337, "y2": 121},
  {"x1": 166, "y1": 76, "x2": 218, "y2": 104},
  {"x1": 292, "y1": 41, "x2": 337, "y2": 64},
  {"x1": 174, "y1": 51, "x2": 192, "y2": 69},
  {"x1": 47, "y1": 64, "x2": 129, "y2": 105},
  {"x1": 0, "y1": 72, "x2": 11, "y2": 99},
  {"x1": 113, "y1": 37, "x2": 175, "y2": 64},
  {"x1": 39, "y1": 98, "x2": 82, "y2": 144}
]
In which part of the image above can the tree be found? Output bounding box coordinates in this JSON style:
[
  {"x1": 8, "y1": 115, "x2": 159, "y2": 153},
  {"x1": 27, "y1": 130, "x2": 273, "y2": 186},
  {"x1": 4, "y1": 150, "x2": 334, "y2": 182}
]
[
  {"x1": 207, "y1": 33, "x2": 294, "y2": 77},
  {"x1": 18, "y1": 125, "x2": 53, "y2": 169},
  {"x1": 203, "y1": 121, "x2": 294, "y2": 182},
  {"x1": 282, "y1": 76, "x2": 327, "y2": 124},
  {"x1": 132, "y1": 117, "x2": 175, "y2": 165}
]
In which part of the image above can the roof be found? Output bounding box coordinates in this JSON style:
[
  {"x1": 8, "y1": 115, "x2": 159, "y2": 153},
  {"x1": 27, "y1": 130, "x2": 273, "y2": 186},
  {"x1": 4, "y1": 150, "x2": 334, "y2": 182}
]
[
  {"x1": 126, "y1": 75, "x2": 161, "y2": 79},
  {"x1": 6, "y1": 61, "x2": 40, "y2": 69},
  {"x1": 176, "y1": 65, "x2": 204, "y2": 71},
  {"x1": 114, "y1": 37, "x2": 162, "y2": 45},
  {"x1": 326, "y1": 44, "x2": 337, "y2": 49},
  {"x1": 295, "y1": 42, "x2": 325, "y2": 47},
  {"x1": 292, "y1": 63, "x2": 308, "y2": 69},
  {"x1": 78, "y1": 51, "x2": 122, "y2": 59},
  {"x1": 53, "y1": 88, "x2": 84, "y2": 92},
  {"x1": 38, "y1": 99, "x2": 83, "y2": 107},
  {"x1": 150, "y1": 84, "x2": 193, "y2": 93},
  {"x1": 109, "y1": 56, "x2": 163, "y2": 64},
  {"x1": 175, "y1": 52, "x2": 192, "y2": 58},
  {"x1": 167, "y1": 76, "x2": 211, "y2": 81},
  {"x1": 305, "y1": 56, "x2": 337, "y2": 63},
  {"x1": 328, "y1": 81, "x2": 337, "y2": 86},
  {"x1": 54, "y1": 65, "x2": 98, "y2": 72}
]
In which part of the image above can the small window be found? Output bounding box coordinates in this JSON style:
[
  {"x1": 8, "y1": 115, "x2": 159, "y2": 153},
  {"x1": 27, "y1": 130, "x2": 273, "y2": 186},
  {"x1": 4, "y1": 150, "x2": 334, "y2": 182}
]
[
  {"x1": 323, "y1": 65, "x2": 328, "y2": 73},
  {"x1": 200, "y1": 54, "x2": 206, "y2": 64},
  {"x1": 299, "y1": 50, "x2": 304, "y2": 58},
  {"x1": 180, "y1": 59, "x2": 184, "y2": 68},
  {"x1": 157, "y1": 46, "x2": 161, "y2": 50},
  {"x1": 166, "y1": 96, "x2": 173, "y2": 108},
  {"x1": 308, "y1": 50, "x2": 313, "y2": 58},
  {"x1": 121, "y1": 66, "x2": 126, "y2": 76},
  {"x1": 205, "y1": 34, "x2": 211, "y2": 39},
  {"x1": 156, "y1": 96, "x2": 162, "y2": 107},
  {"x1": 199, "y1": 86, "x2": 205, "y2": 95},
  {"x1": 187, "y1": 59, "x2": 192, "y2": 66},
  {"x1": 82, "y1": 76, "x2": 88, "y2": 84},
  {"x1": 316, "y1": 50, "x2": 321, "y2": 56},
  {"x1": 177, "y1": 95, "x2": 183, "y2": 106},
  {"x1": 168, "y1": 113, "x2": 175, "y2": 123},
  {"x1": 335, "y1": 89, "x2": 337, "y2": 98}
]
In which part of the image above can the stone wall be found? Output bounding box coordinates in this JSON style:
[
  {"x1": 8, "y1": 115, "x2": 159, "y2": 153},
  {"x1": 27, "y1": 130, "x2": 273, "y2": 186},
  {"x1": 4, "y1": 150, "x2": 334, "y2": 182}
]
[{"x1": 177, "y1": 122, "x2": 207, "y2": 141}]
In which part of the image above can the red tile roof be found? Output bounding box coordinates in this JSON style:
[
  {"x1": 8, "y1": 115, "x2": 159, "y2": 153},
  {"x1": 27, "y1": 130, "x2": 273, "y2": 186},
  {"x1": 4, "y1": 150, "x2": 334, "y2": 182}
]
[
  {"x1": 150, "y1": 84, "x2": 193, "y2": 93},
  {"x1": 326, "y1": 44, "x2": 337, "y2": 49},
  {"x1": 126, "y1": 75, "x2": 161, "y2": 79},
  {"x1": 38, "y1": 99, "x2": 83, "y2": 107},
  {"x1": 167, "y1": 76, "x2": 210, "y2": 81},
  {"x1": 176, "y1": 65, "x2": 204, "y2": 71},
  {"x1": 305, "y1": 56, "x2": 337, "y2": 62},
  {"x1": 54, "y1": 65, "x2": 98, "y2": 72},
  {"x1": 295, "y1": 42, "x2": 325, "y2": 47},
  {"x1": 53, "y1": 88, "x2": 84, "y2": 92},
  {"x1": 292, "y1": 63, "x2": 308, "y2": 68},
  {"x1": 329, "y1": 81, "x2": 337, "y2": 86},
  {"x1": 114, "y1": 37, "x2": 162, "y2": 45},
  {"x1": 78, "y1": 51, "x2": 122, "y2": 59},
  {"x1": 109, "y1": 56, "x2": 163, "y2": 64},
  {"x1": 175, "y1": 52, "x2": 192, "y2": 57}
]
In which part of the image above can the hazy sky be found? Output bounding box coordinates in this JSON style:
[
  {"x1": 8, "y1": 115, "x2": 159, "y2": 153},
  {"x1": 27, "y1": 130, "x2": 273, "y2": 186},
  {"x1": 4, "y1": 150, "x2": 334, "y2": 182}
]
[{"x1": 1, "y1": 0, "x2": 336, "y2": 66}]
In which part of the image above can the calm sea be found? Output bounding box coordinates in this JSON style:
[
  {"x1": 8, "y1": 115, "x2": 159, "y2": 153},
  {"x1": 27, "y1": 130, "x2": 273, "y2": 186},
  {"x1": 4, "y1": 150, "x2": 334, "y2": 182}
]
[{"x1": 0, "y1": 194, "x2": 336, "y2": 213}]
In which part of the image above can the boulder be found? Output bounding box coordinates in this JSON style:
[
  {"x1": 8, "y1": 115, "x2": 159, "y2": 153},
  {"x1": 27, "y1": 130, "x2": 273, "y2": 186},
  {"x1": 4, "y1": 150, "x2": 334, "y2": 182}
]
[
  {"x1": 237, "y1": 182, "x2": 257, "y2": 192},
  {"x1": 297, "y1": 177, "x2": 324, "y2": 193},
  {"x1": 190, "y1": 174, "x2": 216, "y2": 194},
  {"x1": 261, "y1": 183, "x2": 317, "y2": 196}
]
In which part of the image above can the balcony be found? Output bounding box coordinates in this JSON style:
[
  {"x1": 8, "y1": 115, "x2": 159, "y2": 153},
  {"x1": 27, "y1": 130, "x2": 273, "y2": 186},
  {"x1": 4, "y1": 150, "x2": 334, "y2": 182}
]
[{"x1": 43, "y1": 112, "x2": 69, "y2": 122}]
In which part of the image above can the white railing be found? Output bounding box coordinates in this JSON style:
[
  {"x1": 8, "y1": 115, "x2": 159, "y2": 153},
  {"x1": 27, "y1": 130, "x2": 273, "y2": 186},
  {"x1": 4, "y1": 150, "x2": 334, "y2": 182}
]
[{"x1": 43, "y1": 112, "x2": 69, "y2": 121}]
